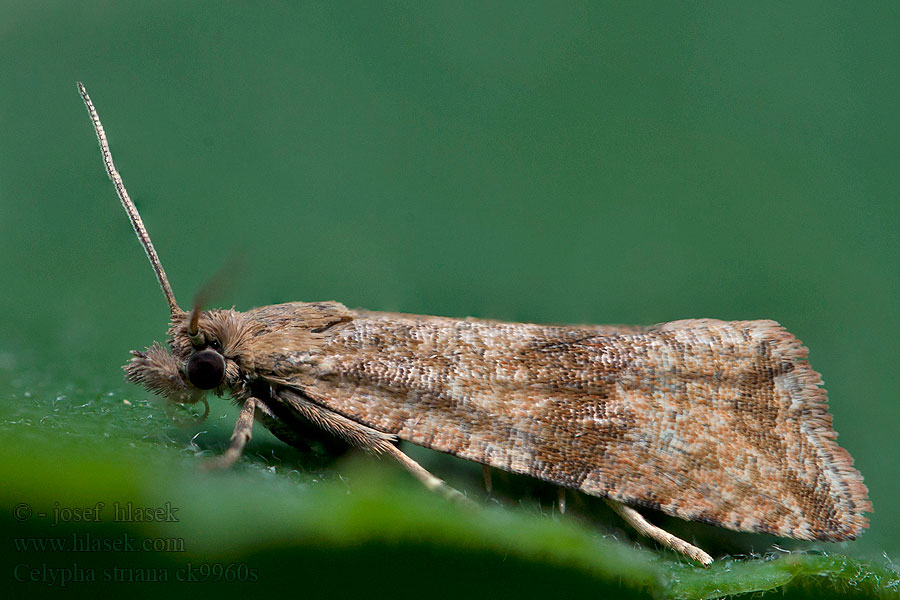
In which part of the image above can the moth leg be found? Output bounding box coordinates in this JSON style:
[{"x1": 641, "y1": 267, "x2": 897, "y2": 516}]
[
  {"x1": 279, "y1": 390, "x2": 472, "y2": 506},
  {"x1": 558, "y1": 487, "x2": 566, "y2": 514},
  {"x1": 482, "y1": 465, "x2": 493, "y2": 494},
  {"x1": 605, "y1": 499, "x2": 713, "y2": 567},
  {"x1": 204, "y1": 397, "x2": 258, "y2": 470},
  {"x1": 381, "y1": 444, "x2": 474, "y2": 507}
]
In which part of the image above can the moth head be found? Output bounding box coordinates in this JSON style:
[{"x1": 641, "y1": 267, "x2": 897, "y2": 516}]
[{"x1": 124, "y1": 307, "x2": 257, "y2": 412}]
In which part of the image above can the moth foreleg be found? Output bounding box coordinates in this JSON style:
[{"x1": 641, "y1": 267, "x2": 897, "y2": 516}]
[
  {"x1": 203, "y1": 397, "x2": 258, "y2": 470},
  {"x1": 604, "y1": 499, "x2": 713, "y2": 566}
]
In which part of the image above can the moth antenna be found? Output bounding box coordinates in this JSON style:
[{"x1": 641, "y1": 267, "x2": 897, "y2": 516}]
[{"x1": 77, "y1": 82, "x2": 180, "y2": 317}]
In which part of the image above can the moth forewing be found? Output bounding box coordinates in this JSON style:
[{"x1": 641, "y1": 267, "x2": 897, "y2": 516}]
[
  {"x1": 256, "y1": 312, "x2": 870, "y2": 541},
  {"x1": 79, "y1": 82, "x2": 870, "y2": 568}
]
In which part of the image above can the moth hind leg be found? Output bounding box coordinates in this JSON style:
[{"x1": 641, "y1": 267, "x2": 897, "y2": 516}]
[
  {"x1": 605, "y1": 499, "x2": 713, "y2": 566},
  {"x1": 381, "y1": 444, "x2": 474, "y2": 506},
  {"x1": 279, "y1": 390, "x2": 473, "y2": 506},
  {"x1": 482, "y1": 465, "x2": 493, "y2": 494}
]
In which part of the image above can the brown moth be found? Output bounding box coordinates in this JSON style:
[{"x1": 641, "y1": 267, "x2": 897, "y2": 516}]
[{"x1": 78, "y1": 83, "x2": 871, "y2": 566}]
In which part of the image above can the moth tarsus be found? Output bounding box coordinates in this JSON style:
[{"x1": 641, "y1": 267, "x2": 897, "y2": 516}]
[
  {"x1": 482, "y1": 464, "x2": 493, "y2": 495},
  {"x1": 78, "y1": 82, "x2": 871, "y2": 567},
  {"x1": 606, "y1": 499, "x2": 713, "y2": 566}
]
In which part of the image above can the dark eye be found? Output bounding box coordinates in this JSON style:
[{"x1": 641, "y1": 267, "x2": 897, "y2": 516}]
[{"x1": 186, "y1": 348, "x2": 225, "y2": 390}]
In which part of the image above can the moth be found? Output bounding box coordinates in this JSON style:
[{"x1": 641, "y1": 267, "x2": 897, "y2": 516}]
[{"x1": 78, "y1": 83, "x2": 871, "y2": 566}]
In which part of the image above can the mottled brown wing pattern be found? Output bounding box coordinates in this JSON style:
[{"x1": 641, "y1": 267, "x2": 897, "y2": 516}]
[{"x1": 253, "y1": 310, "x2": 869, "y2": 541}]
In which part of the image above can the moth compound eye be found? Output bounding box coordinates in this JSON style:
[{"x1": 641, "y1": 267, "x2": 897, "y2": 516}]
[{"x1": 186, "y1": 349, "x2": 225, "y2": 390}]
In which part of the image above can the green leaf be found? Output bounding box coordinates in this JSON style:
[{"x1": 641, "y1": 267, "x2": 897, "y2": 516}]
[{"x1": 2, "y1": 384, "x2": 897, "y2": 599}]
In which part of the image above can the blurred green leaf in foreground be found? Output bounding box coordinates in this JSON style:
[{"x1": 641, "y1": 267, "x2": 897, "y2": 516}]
[{"x1": 1, "y1": 380, "x2": 897, "y2": 599}]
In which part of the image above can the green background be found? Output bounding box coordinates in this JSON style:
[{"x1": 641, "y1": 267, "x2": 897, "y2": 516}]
[{"x1": 1, "y1": 2, "x2": 898, "y2": 598}]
